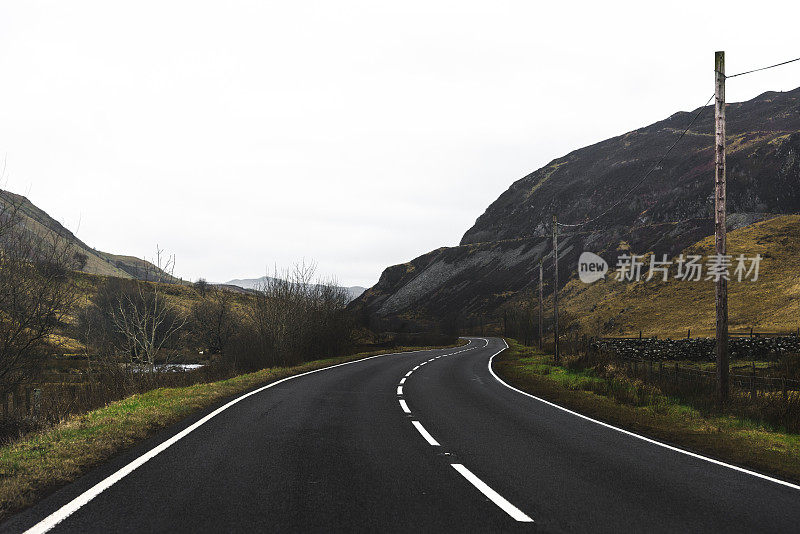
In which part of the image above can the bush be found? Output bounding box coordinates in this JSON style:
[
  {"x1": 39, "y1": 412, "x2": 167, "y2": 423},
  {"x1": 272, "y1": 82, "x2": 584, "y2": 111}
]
[{"x1": 249, "y1": 263, "x2": 354, "y2": 367}]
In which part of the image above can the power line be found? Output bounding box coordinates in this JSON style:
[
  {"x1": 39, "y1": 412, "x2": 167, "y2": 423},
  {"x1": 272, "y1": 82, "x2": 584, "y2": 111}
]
[
  {"x1": 726, "y1": 56, "x2": 800, "y2": 79},
  {"x1": 555, "y1": 53, "x2": 800, "y2": 229},
  {"x1": 557, "y1": 93, "x2": 715, "y2": 228},
  {"x1": 558, "y1": 54, "x2": 800, "y2": 230}
]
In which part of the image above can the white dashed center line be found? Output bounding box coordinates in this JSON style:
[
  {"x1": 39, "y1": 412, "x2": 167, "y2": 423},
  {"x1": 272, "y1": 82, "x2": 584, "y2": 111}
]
[
  {"x1": 450, "y1": 464, "x2": 533, "y2": 522},
  {"x1": 394, "y1": 338, "x2": 534, "y2": 524},
  {"x1": 411, "y1": 421, "x2": 440, "y2": 446}
]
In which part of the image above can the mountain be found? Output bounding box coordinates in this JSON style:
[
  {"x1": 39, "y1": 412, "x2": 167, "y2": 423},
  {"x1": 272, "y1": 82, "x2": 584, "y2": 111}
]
[
  {"x1": 225, "y1": 276, "x2": 366, "y2": 302},
  {"x1": 0, "y1": 190, "x2": 180, "y2": 282},
  {"x1": 353, "y1": 88, "x2": 800, "y2": 329}
]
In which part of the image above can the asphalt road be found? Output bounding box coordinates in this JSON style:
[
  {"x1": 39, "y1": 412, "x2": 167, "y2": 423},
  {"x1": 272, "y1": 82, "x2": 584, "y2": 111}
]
[{"x1": 4, "y1": 337, "x2": 800, "y2": 533}]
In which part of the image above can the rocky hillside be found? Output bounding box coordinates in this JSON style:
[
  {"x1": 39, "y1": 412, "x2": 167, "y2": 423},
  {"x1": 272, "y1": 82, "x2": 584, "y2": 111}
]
[
  {"x1": 353, "y1": 88, "x2": 800, "y2": 329},
  {"x1": 0, "y1": 190, "x2": 178, "y2": 282},
  {"x1": 463, "y1": 88, "x2": 800, "y2": 245}
]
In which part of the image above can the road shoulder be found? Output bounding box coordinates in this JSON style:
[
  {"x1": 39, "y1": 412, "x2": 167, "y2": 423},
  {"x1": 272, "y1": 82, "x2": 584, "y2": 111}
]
[{"x1": 493, "y1": 339, "x2": 800, "y2": 485}]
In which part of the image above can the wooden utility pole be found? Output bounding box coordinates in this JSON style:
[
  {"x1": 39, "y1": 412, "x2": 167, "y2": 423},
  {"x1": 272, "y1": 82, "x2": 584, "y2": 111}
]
[
  {"x1": 552, "y1": 214, "x2": 560, "y2": 363},
  {"x1": 538, "y1": 258, "x2": 544, "y2": 350},
  {"x1": 715, "y1": 50, "x2": 729, "y2": 403}
]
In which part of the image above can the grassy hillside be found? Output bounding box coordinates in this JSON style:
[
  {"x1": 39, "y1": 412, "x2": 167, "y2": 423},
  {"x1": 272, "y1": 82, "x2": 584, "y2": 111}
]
[
  {"x1": 558, "y1": 215, "x2": 800, "y2": 338},
  {"x1": 0, "y1": 190, "x2": 179, "y2": 282}
]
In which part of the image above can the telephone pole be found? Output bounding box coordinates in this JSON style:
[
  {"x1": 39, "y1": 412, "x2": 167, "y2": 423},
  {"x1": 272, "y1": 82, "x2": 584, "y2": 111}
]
[
  {"x1": 715, "y1": 50, "x2": 729, "y2": 403},
  {"x1": 552, "y1": 214, "x2": 560, "y2": 363},
  {"x1": 538, "y1": 258, "x2": 544, "y2": 350}
]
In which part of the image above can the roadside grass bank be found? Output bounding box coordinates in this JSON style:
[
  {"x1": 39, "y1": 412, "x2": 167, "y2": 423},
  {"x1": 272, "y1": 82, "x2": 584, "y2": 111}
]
[
  {"x1": 494, "y1": 339, "x2": 800, "y2": 484},
  {"x1": 0, "y1": 340, "x2": 465, "y2": 519}
]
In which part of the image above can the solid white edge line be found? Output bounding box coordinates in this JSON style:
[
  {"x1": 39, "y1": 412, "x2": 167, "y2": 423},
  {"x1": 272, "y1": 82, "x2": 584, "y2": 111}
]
[
  {"x1": 399, "y1": 399, "x2": 411, "y2": 414},
  {"x1": 397, "y1": 385, "x2": 403, "y2": 395},
  {"x1": 450, "y1": 463, "x2": 533, "y2": 522},
  {"x1": 404, "y1": 371, "x2": 413, "y2": 377},
  {"x1": 24, "y1": 344, "x2": 474, "y2": 534},
  {"x1": 411, "y1": 421, "x2": 440, "y2": 446},
  {"x1": 486, "y1": 338, "x2": 800, "y2": 492},
  {"x1": 399, "y1": 377, "x2": 406, "y2": 385}
]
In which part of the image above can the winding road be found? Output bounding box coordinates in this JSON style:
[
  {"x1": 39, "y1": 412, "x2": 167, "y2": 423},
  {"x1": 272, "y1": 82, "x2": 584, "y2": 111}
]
[{"x1": 4, "y1": 338, "x2": 800, "y2": 533}]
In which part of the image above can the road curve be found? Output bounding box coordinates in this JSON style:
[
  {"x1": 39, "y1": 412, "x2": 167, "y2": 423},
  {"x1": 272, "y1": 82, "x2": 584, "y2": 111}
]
[{"x1": 3, "y1": 337, "x2": 800, "y2": 533}]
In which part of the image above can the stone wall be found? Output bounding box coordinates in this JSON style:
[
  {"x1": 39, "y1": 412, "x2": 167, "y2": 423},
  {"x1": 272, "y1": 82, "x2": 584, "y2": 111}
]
[{"x1": 592, "y1": 336, "x2": 800, "y2": 362}]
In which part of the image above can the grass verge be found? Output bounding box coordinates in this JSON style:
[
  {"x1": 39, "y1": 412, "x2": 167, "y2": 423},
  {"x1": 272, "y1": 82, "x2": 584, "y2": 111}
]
[
  {"x1": 0, "y1": 341, "x2": 463, "y2": 519},
  {"x1": 494, "y1": 339, "x2": 800, "y2": 483}
]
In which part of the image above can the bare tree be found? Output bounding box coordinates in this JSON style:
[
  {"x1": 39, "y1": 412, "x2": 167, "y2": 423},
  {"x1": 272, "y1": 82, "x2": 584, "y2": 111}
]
[
  {"x1": 194, "y1": 278, "x2": 209, "y2": 298},
  {"x1": 0, "y1": 192, "x2": 80, "y2": 394},
  {"x1": 191, "y1": 288, "x2": 238, "y2": 356},
  {"x1": 80, "y1": 247, "x2": 187, "y2": 370}
]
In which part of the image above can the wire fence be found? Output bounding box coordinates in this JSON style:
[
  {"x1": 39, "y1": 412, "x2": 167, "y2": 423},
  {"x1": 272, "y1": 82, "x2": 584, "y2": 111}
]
[
  {"x1": 582, "y1": 330, "x2": 800, "y2": 405},
  {"x1": 616, "y1": 354, "x2": 800, "y2": 400}
]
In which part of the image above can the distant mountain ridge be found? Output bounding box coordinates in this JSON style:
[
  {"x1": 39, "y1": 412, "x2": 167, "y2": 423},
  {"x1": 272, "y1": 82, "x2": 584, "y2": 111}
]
[
  {"x1": 225, "y1": 276, "x2": 366, "y2": 302},
  {"x1": 353, "y1": 87, "x2": 800, "y2": 328},
  {"x1": 0, "y1": 190, "x2": 367, "y2": 297}
]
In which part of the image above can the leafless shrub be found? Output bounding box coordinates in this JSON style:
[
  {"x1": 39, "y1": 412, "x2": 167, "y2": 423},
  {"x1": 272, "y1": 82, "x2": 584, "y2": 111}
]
[{"x1": 249, "y1": 262, "x2": 352, "y2": 367}]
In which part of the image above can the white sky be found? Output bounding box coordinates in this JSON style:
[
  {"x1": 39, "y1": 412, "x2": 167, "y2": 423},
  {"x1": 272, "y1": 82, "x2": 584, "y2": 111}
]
[{"x1": 1, "y1": 1, "x2": 799, "y2": 287}]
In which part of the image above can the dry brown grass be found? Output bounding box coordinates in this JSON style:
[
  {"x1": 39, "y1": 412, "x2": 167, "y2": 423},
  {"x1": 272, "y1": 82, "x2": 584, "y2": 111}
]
[{"x1": 558, "y1": 214, "x2": 800, "y2": 338}]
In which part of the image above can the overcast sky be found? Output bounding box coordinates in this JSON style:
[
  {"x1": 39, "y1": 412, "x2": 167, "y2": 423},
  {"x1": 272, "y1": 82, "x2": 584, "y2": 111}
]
[{"x1": 1, "y1": 2, "x2": 798, "y2": 287}]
